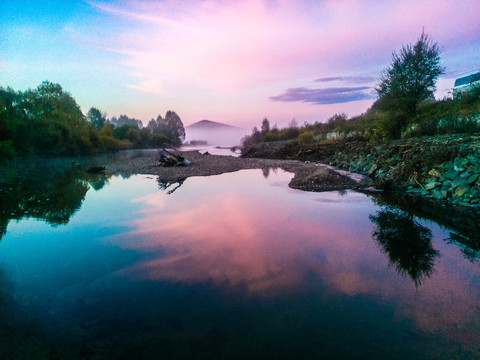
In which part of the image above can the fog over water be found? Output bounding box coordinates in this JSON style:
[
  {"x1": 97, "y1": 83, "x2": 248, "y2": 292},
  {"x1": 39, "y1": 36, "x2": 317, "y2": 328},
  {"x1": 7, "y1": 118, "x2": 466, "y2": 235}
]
[{"x1": 185, "y1": 121, "x2": 248, "y2": 146}]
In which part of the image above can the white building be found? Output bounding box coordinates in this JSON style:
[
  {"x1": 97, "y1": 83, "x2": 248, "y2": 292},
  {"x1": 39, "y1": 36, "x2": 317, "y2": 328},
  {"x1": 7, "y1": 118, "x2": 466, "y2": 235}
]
[{"x1": 453, "y1": 69, "x2": 480, "y2": 98}]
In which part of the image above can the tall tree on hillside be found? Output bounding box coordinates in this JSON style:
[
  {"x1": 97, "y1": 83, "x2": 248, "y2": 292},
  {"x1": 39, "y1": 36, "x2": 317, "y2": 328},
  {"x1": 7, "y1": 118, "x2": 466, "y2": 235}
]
[{"x1": 374, "y1": 31, "x2": 446, "y2": 137}]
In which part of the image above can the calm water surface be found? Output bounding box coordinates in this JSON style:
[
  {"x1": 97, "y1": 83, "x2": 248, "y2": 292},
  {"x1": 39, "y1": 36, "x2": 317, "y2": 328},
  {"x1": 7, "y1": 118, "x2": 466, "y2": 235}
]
[{"x1": 0, "y1": 162, "x2": 479, "y2": 359}]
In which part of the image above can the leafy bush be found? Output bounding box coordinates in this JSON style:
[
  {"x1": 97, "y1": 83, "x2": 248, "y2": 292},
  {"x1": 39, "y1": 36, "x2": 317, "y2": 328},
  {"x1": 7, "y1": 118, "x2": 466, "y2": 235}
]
[{"x1": 297, "y1": 131, "x2": 314, "y2": 144}]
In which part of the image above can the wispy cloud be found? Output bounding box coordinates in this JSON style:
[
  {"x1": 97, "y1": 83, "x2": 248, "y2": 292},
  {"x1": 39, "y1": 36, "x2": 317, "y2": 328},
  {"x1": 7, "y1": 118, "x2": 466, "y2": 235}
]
[
  {"x1": 86, "y1": 0, "x2": 480, "y2": 96},
  {"x1": 315, "y1": 76, "x2": 377, "y2": 84},
  {"x1": 270, "y1": 87, "x2": 374, "y2": 105}
]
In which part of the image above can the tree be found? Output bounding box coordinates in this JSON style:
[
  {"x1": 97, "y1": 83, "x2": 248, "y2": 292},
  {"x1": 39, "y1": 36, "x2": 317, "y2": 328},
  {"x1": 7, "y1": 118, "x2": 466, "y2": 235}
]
[
  {"x1": 114, "y1": 124, "x2": 141, "y2": 146},
  {"x1": 147, "y1": 115, "x2": 166, "y2": 135},
  {"x1": 87, "y1": 107, "x2": 106, "y2": 130},
  {"x1": 147, "y1": 118, "x2": 158, "y2": 133},
  {"x1": 261, "y1": 118, "x2": 270, "y2": 133},
  {"x1": 110, "y1": 114, "x2": 143, "y2": 128},
  {"x1": 375, "y1": 31, "x2": 446, "y2": 137},
  {"x1": 164, "y1": 110, "x2": 185, "y2": 144}
]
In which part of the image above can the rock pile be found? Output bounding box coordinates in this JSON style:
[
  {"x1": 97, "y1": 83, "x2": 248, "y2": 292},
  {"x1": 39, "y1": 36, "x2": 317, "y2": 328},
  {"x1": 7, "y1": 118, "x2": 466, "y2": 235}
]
[{"x1": 326, "y1": 135, "x2": 480, "y2": 211}]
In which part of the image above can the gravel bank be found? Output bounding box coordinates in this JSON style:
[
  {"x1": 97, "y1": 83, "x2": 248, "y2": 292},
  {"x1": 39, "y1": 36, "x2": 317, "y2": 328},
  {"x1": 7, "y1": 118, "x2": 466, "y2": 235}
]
[{"x1": 105, "y1": 150, "x2": 366, "y2": 192}]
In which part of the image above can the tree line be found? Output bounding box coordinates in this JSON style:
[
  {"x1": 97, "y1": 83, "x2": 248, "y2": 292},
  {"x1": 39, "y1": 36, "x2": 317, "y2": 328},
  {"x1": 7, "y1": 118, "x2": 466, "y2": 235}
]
[
  {"x1": 243, "y1": 31, "x2": 480, "y2": 146},
  {"x1": 0, "y1": 81, "x2": 185, "y2": 161}
]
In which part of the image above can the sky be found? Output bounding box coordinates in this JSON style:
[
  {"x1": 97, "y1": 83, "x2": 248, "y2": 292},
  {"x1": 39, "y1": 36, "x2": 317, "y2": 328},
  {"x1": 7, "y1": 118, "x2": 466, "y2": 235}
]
[{"x1": 1, "y1": 0, "x2": 479, "y2": 129}]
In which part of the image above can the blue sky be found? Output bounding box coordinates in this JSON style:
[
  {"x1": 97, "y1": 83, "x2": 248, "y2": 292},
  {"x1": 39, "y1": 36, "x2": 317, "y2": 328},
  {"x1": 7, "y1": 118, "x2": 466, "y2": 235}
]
[{"x1": 1, "y1": 0, "x2": 479, "y2": 128}]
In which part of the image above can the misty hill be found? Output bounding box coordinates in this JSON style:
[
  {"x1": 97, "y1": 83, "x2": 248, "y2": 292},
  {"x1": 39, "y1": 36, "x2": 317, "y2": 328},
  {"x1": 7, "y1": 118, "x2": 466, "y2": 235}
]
[
  {"x1": 185, "y1": 120, "x2": 247, "y2": 146},
  {"x1": 187, "y1": 119, "x2": 239, "y2": 130}
]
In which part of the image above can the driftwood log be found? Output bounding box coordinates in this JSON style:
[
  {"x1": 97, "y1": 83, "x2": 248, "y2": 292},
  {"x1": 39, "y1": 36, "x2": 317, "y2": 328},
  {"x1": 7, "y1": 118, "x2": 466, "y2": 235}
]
[{"x1": 158, "y1": 149, "x2": 191, "y2": 167}]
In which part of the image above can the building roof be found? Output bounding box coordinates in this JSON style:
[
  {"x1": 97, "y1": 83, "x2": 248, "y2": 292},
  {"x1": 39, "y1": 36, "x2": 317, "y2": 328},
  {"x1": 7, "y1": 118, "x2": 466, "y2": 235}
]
[{"x1": 454, "y1": 71, "x2": 480, "y2": 88}]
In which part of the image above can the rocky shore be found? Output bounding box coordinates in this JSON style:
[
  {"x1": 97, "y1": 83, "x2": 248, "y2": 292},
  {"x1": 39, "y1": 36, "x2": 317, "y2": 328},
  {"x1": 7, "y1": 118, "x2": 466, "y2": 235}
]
[
  {"x1": 105, "y1": 150, "x2": 367, "y2": 192},
  {"x1": 242, "y1": 135, "x2": 480, "y2": 214}
]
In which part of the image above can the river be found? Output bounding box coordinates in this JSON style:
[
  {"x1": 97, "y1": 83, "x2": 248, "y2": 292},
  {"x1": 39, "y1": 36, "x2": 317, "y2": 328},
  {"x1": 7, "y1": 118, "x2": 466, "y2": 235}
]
[{"x1": 0, "y1": 154, "x2": 479, "y2": 359}]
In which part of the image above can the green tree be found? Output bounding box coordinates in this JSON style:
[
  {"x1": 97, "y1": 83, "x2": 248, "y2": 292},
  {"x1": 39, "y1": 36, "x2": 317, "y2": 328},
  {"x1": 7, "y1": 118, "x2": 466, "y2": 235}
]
[
  {"x1": 2, "y1": 81, "x2": 95, "y2": 156},
  {"x1": 87, "y1": 107, "x2": 106, "y2": 130},
  {"x1": 114, "y1": 124, "x2": 141, "y2": 146},
  {"x1": 374, "y1": 31, "x2": 446, "y2": 138}
]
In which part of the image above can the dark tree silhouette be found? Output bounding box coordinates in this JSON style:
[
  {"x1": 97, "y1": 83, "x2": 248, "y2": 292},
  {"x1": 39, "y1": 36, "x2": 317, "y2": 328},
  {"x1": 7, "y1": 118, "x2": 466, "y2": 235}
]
[{"x1": 261, "y1": 118, "x2": 270, "y2": 133}]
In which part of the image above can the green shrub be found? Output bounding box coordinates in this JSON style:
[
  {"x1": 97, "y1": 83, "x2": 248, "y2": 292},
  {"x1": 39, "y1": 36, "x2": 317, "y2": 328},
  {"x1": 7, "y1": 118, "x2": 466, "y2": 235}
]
[{"x1": 297, "y1": 131, "x2": 314, "y2": 144}]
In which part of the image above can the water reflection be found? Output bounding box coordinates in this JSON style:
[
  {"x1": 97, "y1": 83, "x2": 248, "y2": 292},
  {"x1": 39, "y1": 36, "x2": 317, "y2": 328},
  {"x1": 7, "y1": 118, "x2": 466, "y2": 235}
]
[
  {"x1": 0, "y1": 266, "x2": 52, "y2": 359},
  {"x1": 448, "y1": 232, "x2": 480, "y2": 263},
  {"x1": 370, "y1": 207, "x2": 438, "y2": 287},
  {"x1": 0, "y1": 158, "x2": 110, "y2": 241},
  {"x1": 158, "y1": 178, "x2": 186, "y2": 194},
  {"x1": 1, "y1": 169, "x2": 480, "y2": 358},
  {"x1": 262, "y1": 167, "x2": 270, "y2": 178},
  {"x1": 369, "y1": 192, "x2": 480, "y2": 262},
  {"x1": 109, "y1": 171, "x2": 480, "y2": 343}
]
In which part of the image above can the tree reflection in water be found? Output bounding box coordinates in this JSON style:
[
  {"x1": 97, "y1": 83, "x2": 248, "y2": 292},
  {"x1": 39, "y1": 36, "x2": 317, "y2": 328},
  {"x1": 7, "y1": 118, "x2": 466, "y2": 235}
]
[
  {"x1": 0, "y1": 159, "x2": 110, "y2": 241},
  {"x1": 157, "y1": 178, "x2": 186, "y2": 194},
  {"x1": 370, "y1": 207, "x2": 439, "y2": 287},
  {"x1": 448, "y1": 232, "x2": 480, "y2": 263}
]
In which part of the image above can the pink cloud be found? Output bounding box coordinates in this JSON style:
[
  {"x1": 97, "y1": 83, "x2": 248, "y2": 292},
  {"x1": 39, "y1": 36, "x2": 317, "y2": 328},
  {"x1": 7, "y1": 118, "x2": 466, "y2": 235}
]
[{"x1": 86, "y1": 0, "x2": 480, "y2": 125}]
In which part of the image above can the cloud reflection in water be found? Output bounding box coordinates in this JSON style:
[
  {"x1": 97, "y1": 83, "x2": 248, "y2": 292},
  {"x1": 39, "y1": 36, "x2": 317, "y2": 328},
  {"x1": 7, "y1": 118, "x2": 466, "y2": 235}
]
[{"x1": 110, "y1": 170, "x2": 480, "y2": 339}]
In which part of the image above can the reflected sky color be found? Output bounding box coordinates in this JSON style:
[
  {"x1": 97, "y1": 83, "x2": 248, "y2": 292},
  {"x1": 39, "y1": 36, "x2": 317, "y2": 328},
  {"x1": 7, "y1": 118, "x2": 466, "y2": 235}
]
[
  {"x1": 1, "y1": 0, "x2": 479, "y2": 127},
  {"x1": 105, "y1": 170, "x2": 480, "y2": 340},
  {"x1": 1, "y1": 170, "x2": 479, "y2": 356}
]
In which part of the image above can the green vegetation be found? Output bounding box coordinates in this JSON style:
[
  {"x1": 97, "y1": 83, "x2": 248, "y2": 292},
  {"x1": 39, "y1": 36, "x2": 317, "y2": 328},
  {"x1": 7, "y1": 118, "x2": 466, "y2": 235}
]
[
  {"x1": 0, "y1": 81, "x2": 185, "y2": 162},
  {"x1": 243, "y1": 32, "x2": 479, "y2": 147},
  {"x1": 373, "y1": 30, "x2": 446, "y2": 138}
]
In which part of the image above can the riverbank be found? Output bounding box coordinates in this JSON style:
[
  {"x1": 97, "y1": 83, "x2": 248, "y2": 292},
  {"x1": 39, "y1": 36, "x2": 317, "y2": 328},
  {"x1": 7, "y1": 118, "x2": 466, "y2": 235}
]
[
  {"x1": 105, "y1": 150, "x2": 369, "y2": 192},
  {"x1": 241, "y1": 135, "x2": 480, "y2": 214}
]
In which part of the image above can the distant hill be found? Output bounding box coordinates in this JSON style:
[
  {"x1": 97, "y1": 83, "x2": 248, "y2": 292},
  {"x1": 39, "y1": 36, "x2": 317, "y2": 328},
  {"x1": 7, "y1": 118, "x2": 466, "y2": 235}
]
[
  {"x1": 185, "y1": 120, "x2": 247, "y2": 146},
  {"x1": 186, "y1": 119, "x2": 240, "y2": 130}
]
